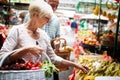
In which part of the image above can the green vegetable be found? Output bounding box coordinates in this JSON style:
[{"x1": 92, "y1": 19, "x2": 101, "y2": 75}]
[{"x1": 40, "y1": 60, "x2": 59, "y2": 78}]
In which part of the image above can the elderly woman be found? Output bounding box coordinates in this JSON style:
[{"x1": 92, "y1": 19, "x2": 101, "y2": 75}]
[
  {"x1": 0, "y1": 0, "x2": 89, "y2": 73},
  {"x1": 24, "y1": 0, "x2": 60, "y2": 40}
]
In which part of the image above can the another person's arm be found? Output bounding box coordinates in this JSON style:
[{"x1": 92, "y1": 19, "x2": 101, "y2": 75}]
[{"x1": 54, "y1": 15, "x2": 60, "y2": 38}]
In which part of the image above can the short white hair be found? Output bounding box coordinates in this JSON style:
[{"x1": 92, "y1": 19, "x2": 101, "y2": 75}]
[{"x1": 29, "y1": 0, "x2": 53, "y2": 19}]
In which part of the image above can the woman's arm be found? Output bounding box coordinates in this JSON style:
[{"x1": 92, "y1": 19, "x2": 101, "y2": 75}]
[
  {"x1": 45, "y1": 38, "x2": 90, "y2": 73},
  {"x1": 61, "y1": 59, "x2": 90, "y2": 73},
  {"x1": 0, "y1": 26, "x2": 19, "y2": 66}
]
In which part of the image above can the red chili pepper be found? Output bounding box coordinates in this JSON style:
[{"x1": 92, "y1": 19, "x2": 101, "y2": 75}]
[
  {"x1": 34, "y1": 62, "x2": 43, "y2": 67},
  {"x1": 31, "y1": 67, "x2": 40, "y2": 70},
  {"x1": 68, "y1": 68, "x2": 76, "y2": 80}
]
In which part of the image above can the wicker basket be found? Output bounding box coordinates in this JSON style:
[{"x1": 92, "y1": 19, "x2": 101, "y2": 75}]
[
  {"x1": 0, "y1": 70, "x2": 45, "y2": 80},
  {"x1": 51, "y1": 38, "x2": 71, "y2": 71},
  {"x1": 0, "y1": 53, "x2": 53, "y2": 80}
]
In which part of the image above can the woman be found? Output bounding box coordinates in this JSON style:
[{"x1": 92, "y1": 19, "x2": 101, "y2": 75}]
[
  {"x1": 0, "y1": 0, "x2": 89, "y2": 73},
  {"x1": 24, "y1": 0, "x2": 60, "y2": 40}
]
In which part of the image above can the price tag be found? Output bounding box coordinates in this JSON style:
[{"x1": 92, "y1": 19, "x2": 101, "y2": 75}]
[{"x1": 95, "y1": 76, "x2": 120, "y2": 80}]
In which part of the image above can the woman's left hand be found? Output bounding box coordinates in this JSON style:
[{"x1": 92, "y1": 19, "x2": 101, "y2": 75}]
[{"x1": 76, "y1": 64, "x2": 90, "y2": 73}]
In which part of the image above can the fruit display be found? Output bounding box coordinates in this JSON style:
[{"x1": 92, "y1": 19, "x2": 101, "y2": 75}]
[
  {"x1": 77, "y1": 30, "x2": 92, "y2": 42},
  {"x1": 100, "y1": 31, "x2": 120, "y2": 47},
  {"x1": 82, "y1": 37, "x2": 99, "y2": 47},
  {"x1": 93, "y1": 5, "x2": 100, "y2": 16},
  {"x1": 77, "y1": 30, "x2": 99, "y2": 46},
  {"x1": 77, "y1": 30, "x2": 99, "y2": 53},
  {"x1": 93, "y1": 3, "x2": 118, "y2": 20},
  {"x1": 75, "y1": 56, "x2": 120, "y2": 80},
  {"x1": 106, "y1": 1, "x2": 118, "y2": 10}
]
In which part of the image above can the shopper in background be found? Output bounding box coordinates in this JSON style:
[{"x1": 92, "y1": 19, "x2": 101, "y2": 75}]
[
  {"x1": 71, "y1": 20, "x2": 78, "y2": 34},
  {"x1": 24, "y1": 0, "x2": 60, "y2": 40},
  {"x1": 107, "y1": 19, "x2": 117, "y2": 33},
  {"x1": 0, "y1": 0, "x2": 89, "y2": 73},
  {"x1": 19, "y1": 11, "x2": 28, "y2": 23}
]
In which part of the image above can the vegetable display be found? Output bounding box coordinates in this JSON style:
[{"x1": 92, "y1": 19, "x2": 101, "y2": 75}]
[{"x1": 0, "y1": 59, "x2": 59, "y2": 78}]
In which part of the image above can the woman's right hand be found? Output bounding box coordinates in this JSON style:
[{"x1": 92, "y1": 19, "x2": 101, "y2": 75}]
[
  {"x1": 25, "y1": 45, "x2": 43, "y2": 57},
  {"x1": 9, "y1": 45, "x2": 43, "y2": 61}
]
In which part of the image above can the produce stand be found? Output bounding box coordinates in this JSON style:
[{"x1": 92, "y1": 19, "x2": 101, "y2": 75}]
[
  {"x1": 76, "y1": 30, "x2": 100, "y2": 55},
  {"x1": 74, "y1": 55, "x2": 120, "y2": 80}
]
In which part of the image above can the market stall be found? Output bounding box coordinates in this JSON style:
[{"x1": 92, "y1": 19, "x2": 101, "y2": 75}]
[
  {"x1": 68, "y1": 0, "x2": 120, "y2": 80},
  {"x1": 0, "y1": 0, "x2": 120, "y2": 80},
  {"x1": 74, "y1": 55, "x2": 120, "y2": 80}
]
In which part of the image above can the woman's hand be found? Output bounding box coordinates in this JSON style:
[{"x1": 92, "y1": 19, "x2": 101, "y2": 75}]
[
  {"x1": 61, "y1": 59, "x2": 90, "y2": 73},
  {"x1": 76, "y1": 64, "x2": 90, "y2": 73},
  {"x1": 9, "y1": 45, "x2": 43, "y2": 62},
  {"x1": 25, "y1": 45, "x2": 43, "y2": 57}
]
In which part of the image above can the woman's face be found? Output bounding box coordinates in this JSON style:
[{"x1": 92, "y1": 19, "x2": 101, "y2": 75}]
[
  {"x1": 30, "y1": 12, "x2": 50, "y2": 28},
  {"x1": 37, "y1": 16, "x2": 50, "y2": 28}
]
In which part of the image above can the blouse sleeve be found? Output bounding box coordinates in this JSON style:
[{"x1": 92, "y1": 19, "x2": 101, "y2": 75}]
[
  {"x1": 0, "y1": 26, "x2": 19, "y2": 66},
  {"x1": 43, "y1": 31, "x2": 63, "y2": 64},
  {"x1": 46, "y1": 41, "x2": 63, "y2": 64}
]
